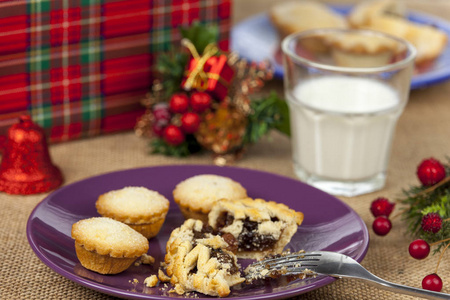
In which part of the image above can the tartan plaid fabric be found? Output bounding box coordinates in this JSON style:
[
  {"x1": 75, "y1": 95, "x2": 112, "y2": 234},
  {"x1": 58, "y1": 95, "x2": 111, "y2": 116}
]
[{"x1": 0, "y1": 0, "x2": 231, "y2": 142}]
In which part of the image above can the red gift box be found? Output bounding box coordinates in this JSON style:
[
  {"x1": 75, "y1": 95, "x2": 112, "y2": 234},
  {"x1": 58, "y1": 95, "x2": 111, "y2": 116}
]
[
  {"x1": 182, "y1": 42, "x2": 234, "y2": 100},
  {"x1": 206, "y1": 54, "x2": 234, "y2": 100},
  {"x1": 0, "y1": 0, "x2": 232, "y2": 142}
]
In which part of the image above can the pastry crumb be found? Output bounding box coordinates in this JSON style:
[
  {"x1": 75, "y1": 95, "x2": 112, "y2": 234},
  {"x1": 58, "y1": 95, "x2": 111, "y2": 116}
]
[
  {"x1": 158, "y1": 269, "x2": 171, "y2": 282},
  {"x1": 174, "y1": 284, "x2": 185, "y2": 295},
  {"x1": 141, "y1": 254, "x2": 155, "y2": 265},
  {"x1": 144, "y1": 275, "x2": 159, "y2": 287}
]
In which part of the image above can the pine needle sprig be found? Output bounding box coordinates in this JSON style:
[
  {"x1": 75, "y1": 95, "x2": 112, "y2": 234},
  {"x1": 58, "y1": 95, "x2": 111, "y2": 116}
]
[
  {"x1": 242, "y1": 92, "x2": 290, "y2": 145},
  {"x1": 155, "y1": 51, "x2": 189, "y2": 98}
]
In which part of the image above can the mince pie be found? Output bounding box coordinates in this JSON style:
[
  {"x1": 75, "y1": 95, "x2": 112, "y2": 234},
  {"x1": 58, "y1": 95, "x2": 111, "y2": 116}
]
[
  {"x1": 208, "y1": 198, "x2": 304, "y2": 259},
  {"x1": 96, "y1": 186, "x2": 170, "y2": 239},
  {"x1": 172, "y1": 174, "x2": 247, "y2": 222},
  {"x1": 71, "y1": 217, "x2": 149, "y2": 274},
  {"x1": 164, "y1": 219, "x2": 244, "y2": 297}
]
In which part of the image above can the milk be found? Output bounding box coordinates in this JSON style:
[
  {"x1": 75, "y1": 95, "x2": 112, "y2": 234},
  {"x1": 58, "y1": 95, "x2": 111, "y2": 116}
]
[{"x1": 287, "y1": 76, "x2": 401, "y2": 181}]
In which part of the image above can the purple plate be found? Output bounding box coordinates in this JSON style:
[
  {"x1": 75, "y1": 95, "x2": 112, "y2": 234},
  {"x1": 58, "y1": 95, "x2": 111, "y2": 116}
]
[{"x1": 27, "y1": 165, "x2": 369, "y2": 299}]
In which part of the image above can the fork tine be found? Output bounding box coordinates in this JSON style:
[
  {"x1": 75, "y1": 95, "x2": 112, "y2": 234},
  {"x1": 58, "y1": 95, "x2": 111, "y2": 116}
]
[
  {"x1": 245, "y1": 252, "x2": 322, "y2": 280},
  {"x1": 248, "y1": 252, "x2": 321, "y2": 269},
  {"x1": 250, "y1": 252, "x2": 319, "y2": 265}
]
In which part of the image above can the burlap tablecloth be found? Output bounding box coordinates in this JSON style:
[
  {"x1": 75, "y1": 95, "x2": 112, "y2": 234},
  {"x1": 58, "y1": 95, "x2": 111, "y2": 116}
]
[{"x1": 2, "y1": 0, "x2": 450, "y2": 299}]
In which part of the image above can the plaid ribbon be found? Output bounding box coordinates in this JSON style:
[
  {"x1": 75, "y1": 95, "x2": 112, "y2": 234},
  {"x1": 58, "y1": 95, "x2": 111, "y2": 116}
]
[{"x1": 0, "y1": 0, "x2": 231, "y2": 142}]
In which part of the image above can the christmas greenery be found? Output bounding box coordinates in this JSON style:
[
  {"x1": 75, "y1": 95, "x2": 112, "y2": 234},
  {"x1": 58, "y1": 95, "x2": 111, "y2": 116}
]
[
  {"x1": 243, "y1": 92, "x2": 290, "y2": 145},
  {"x1": 155, "y1": 52, "x2": 188, "y2": 98},
  {"x1": 151, "y1": 135, "x2": 201, "y2": 157},
  {"x1": 147, "y1": 22, "x2": 290, "y2": 158},
  {"x1": 156, "y1": 21, "x2": 219, "y2": 98},
  {"x1": 400, "y1": 158, "x2": 450, "y2": 254},
  {"x1": 179, "y1": 21, "x2": 219, "y2": 54}
]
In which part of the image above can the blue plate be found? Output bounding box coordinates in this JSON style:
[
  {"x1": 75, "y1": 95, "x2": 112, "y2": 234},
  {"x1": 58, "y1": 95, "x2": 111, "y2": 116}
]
[{"x1": 231, "y1": 6, "x2": 450, "y2": 89}]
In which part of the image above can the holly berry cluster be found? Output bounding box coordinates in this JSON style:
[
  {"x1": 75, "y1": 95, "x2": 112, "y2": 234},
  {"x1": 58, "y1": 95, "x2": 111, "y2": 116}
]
[
  {"x1": 369, "y1": 157, "x2": 450, "y2": 292},
  {"x1": 370, "y1": 197, "x2": 395, "y2": 236},
  {"x1": 152, "y1": 92, "x2": 212, "y2": 146},
  {"x1": 135, "y1": 21, "x2": 290, "y2": 159}
]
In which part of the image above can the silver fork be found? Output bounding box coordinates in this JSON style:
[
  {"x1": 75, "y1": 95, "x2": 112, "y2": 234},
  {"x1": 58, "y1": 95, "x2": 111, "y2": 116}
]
[{"x1": 245, "y1": 251, "x2": 450, "y2": 300}]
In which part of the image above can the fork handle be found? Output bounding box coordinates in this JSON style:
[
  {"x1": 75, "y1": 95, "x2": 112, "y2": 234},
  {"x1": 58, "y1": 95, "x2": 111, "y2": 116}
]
[{"x1": 344, "y1": 273, "x2": 450, "y2": 300}]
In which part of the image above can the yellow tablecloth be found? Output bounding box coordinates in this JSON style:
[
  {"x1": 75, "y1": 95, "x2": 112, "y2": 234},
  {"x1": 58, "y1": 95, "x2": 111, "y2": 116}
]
[{"x1": 2, "y1": 1, "x2": 450, "y2": 299}]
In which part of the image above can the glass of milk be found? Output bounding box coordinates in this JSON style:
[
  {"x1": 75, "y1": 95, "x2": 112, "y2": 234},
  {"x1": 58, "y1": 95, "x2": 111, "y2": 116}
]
[{"x1": 282, "y1": 29, "x2": 416, "y2": 197}]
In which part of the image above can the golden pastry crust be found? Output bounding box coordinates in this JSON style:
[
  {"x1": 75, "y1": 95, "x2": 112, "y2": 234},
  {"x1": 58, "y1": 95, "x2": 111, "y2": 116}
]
[
  {"x1": 96, "y1": 186, "x2": 169, "y2": 224},
  {"x1": 74, "y1": 242, "x2": 138, "y2": 274},
  {"x1": 348, "y1": 0, "x2": 405, "y2": 28},
  {"x1": 269, "y1": 0, "x2": 347, "y2": 38},
  {"x1": 208, "y1": 198, "x2": 304, "y2": 259},
  {"x1": 172, "y1": 175, "x2": 247, "y2": 221},
  {"x1": 71, "y1": 217, "x2": 149, "y2": 274},
  {"x1": 96, "y1": 187, "x2": 169, "y2": 238},
  {"x1": 367, "y1": 15, "x2": 447, "y2": 65},
  {"x1": 164, "y1": 219, "x2": 244, "y2": 297},
  {"x1": 349, "y1": 0, "x2": 447, "y2": 65}
]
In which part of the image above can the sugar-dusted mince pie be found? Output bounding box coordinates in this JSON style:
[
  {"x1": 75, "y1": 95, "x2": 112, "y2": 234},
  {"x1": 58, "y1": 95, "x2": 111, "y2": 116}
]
[
  {"x1": 164, "y1": 219, "x2": 244, "y2": 297},
  {"x1": 96, "y1": 186, "x2": 169, "y2": 239},
  {"x1": 172, "y1": 175, "x2": 247, "y2": 222},
  {"x1": 208, "y1": 198, "x2": 304, "y2": 260},
  {"x1": 71, "y1": 217, "x2": 149, "y2": 274}
]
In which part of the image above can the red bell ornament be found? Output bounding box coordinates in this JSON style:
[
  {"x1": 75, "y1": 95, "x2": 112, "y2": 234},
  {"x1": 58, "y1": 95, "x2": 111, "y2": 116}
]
[{"x1": 0, "y1": 115, "x2": 63, "y2": 195}]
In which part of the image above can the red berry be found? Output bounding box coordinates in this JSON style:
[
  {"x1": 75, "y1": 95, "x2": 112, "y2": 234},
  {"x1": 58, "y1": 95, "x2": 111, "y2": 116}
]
[
  {"x1": 408, "y1": 239, "x2": 430, "y2": 260},
  {"x1": 422, "y1": 273, "x2": 443, "y2": 292},
  {"x1": 190, "y1": 92, "x2": 212, "y2": 113},
  {"x1": 370, "y1": 197, "x2": 395, "y2": 217},
  {"x1": 180, "y1": 112, "x2": 201, "y2": 134},
  {"x1": 169, "y1": 93, "x2": 189, "y2": 114},
  {"x1": 421, "y1": 213, "x2": 442, "y2": 233},
  {"x1": 417, "y1": 158, "x2": 446, "y2": 186},
  {"x1": 153, "y1": 103, "x2": 171, "y2": 122},
  {"x1": 372, "y1": 216, "x2": 392, "y2": 236},
  {"x1": 163, "y1": 125, "x2": 185, "y2": 146}
]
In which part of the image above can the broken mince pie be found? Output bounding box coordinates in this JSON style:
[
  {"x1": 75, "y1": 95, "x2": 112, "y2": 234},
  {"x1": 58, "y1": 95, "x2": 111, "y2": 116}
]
[
  {"x1": 164, "y1": 219, "x2": 244, "y2": 297},
  {"x1": 208, "y1": 198, "x2": 304, "y2": 259}
]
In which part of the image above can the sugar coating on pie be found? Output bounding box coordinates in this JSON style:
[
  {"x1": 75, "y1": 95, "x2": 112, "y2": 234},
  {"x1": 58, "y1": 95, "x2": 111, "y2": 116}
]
[
  {"x1": 164, "y1": 219, "x2": 244, "y2": 297},
  {"x1": 96, "y1": 186, "x2": 170, "y2": 239},
  {"x1": 72, "y1": 217, "x2": 149, "y2": 257},
  {"x1": 71, "y1": 217, "x2": 149, "y2": 274},
  {"x1": 172, "y1": 175, "x2": 247, "y2": 220},
  {"x1": 96, "y1": 186, "x2": 169, "y2": 224},
  {"x1": 208, "y1": 198, "x2": 304, "y2": 259}
]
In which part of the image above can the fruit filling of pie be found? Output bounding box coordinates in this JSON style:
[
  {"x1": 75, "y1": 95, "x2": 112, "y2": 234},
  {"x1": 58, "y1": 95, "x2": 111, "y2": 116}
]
[
  {"x1": 208, "y1": 198, "x2": 304, "y2": 259},
  {"x1": 215, "y1": 212, "x2": 279, "y2": 252}
]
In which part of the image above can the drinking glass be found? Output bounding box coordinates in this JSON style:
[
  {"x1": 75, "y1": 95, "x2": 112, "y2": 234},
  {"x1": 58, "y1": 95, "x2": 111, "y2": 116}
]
[{"x1": 282, "y1": 29, "x2": 416, "y2": 197}]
